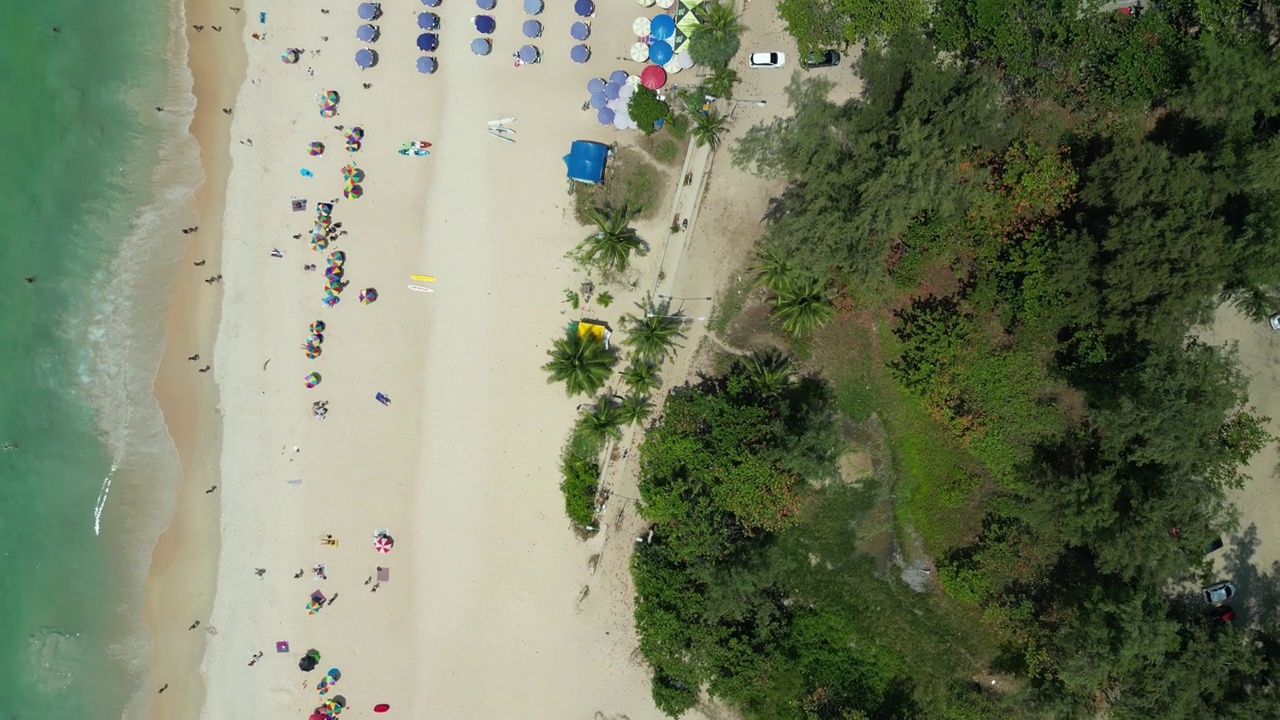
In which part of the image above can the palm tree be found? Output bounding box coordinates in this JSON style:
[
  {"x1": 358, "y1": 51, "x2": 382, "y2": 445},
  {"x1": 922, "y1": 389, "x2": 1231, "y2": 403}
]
[
  {"x1": 579, "y1": 204, "x2": 646, "y2": 274},
  {"x1": 741, "y1": 348, "x2": 793, "y2": 396},
  {"x1": 691, "y1": 109, "x2": 729, "y2": 151},
  {"x1": 754, "y1": 246, "x2": 797, "y2": 292},
  {"x1": 770, "y1": 275, "x2": 835, "y2": 338},
  {"x1": 626, "y1": 303, "x2": 687, "y2": 364},
  {"x1": 621, "y1": 360, "x2": 662, "y2": 395},
  {"x1": 702, "y1": 66, "x2": 739, "y2": 100},
  {"x1": 618, "y1": 393, "x2": 654, "y2": 425},
  {"x1": 576, "y1": 395, "x2": 626, "y2": 445},
  {"x1": 543, "y1": 331, "x2": 616, "y2": 396},
  {"x1": 703, "y1": 1, "x2": 743, "y2": 34}
]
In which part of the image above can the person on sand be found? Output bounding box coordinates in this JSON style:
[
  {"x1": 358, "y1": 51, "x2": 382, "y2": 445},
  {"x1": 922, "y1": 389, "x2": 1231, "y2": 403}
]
[
  {"x1": 158, "y1": 684, "x2": 168, "y2": 694},
  {"x1": 188, "y1": 354, "x2": 199, "y2": 361},
  {"x1": 189, "y1": 620, "x2": 200, "y2": 630},
  {"x1": 206, "y1": 485, "x2": 217, "y2": 494},
  {"x1": 193, "y1": 259, "x2": 205, "y2": 266},
  {"x1": 211, "y1": 25, "x2": 222, "y2": 31}
]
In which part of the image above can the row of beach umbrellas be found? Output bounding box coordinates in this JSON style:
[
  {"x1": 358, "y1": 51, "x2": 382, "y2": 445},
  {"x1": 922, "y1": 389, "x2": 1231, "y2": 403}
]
[{"x1": 356, "y1": 3, "x2": 381, "y2": 68}]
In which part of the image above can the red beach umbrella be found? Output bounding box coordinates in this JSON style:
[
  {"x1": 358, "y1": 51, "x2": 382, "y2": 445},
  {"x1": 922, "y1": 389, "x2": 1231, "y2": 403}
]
[
  {"x1": 374, "y1": 534, "x2": 393, "y2": 553},
  {"x1": 374, "y1": 704, "x2": 391, "y2": 713},
  {"x1": 640, "y1": 64, "x2": 667, "y2": 90}
]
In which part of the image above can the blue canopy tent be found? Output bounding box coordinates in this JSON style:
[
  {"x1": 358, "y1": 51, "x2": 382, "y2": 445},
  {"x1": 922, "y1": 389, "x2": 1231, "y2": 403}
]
[{"x1": 563, "y1": 141, "x2": 609, "y2": 184}]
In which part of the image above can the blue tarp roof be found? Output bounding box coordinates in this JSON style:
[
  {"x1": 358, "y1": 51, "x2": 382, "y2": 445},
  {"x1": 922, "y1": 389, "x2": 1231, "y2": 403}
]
[{"x1": 563, "y1": 140, "x2": 608, "y2": 184}]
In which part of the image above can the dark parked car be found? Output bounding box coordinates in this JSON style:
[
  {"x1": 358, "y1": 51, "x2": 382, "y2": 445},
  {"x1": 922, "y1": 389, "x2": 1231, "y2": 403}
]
[
  {"x1": 1202, "y1": 581, "x2": 1237, "y2": 605},
  {"x1": 800, "y1": 50, "x2": 841, "y2": 69}
]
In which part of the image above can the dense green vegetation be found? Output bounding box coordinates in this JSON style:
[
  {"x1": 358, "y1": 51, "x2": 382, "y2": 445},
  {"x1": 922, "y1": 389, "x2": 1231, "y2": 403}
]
[{"x1": 629, "y1": 2, "x2": 1280, "y2": 717}]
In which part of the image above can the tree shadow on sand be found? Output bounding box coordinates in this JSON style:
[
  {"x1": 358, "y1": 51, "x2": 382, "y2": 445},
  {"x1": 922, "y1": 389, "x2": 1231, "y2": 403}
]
[{"x1": 1222, "y1": 524, "x2": 1280, "y2": 628}]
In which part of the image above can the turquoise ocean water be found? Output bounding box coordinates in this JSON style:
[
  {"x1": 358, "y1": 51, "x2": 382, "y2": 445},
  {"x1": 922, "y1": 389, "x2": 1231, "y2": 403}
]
[{"x1": 1, "y1": 0, "x2": 200, "y2": 718}]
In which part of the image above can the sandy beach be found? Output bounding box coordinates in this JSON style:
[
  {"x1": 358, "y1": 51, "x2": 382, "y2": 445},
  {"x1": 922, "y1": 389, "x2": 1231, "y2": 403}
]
[{"x1": 140, "y1": 0, "x2": 714, "y2": 716}]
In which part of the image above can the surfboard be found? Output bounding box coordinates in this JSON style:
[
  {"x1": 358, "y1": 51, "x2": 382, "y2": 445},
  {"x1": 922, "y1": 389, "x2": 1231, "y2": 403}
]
[
  {"x1": 488, "y1": 129, "x2": 515, "y2": 143},
  {"x1": 487, "y1": 117, "x2": 517, "y2": 127},
  {"x1": 408, "y1": 285, "x2": 434, "y2": 293},
  {"x1": 400, "y1": 141, "x2": 433, "y2": 149},
  {"x1": 410, "y1": 274, "x2": 437, "y2": 282}
]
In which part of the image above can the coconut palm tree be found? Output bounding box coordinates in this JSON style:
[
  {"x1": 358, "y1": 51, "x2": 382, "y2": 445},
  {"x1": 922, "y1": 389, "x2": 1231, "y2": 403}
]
[
  {"x1": 626, "y1": 302, "x2": 687, "y2": 364},
  {"x1": 618, "y1": 393, "x2": 654, "y2": 425},
  {"x1": 576, "y1": 395, "x2": 626, "y2": 445},
  {"x1": 543, "y1": 331, "x2": 616, "y2": 396},
  {"x1": 691, "y1": 109, "x2": 729, "y2": 151},
  {"x1": 754, "y1": 246, "x2": 797, "y2": 292},
  {"x1": 621, "y1": 360, "x2": 662, "y2": 395},
  {"x1": 579, "y1": 204, "x2": 646, "y2": 274},
  {"x1": 741, "y1": 348, "x2": 793, "y2": 396},
  {"x1": 703, "y1": 1, "x2": 743, "y2": 34},
  {"x1": 702, "y1": 66, "x2": 740, "y2": 100},
  {"x1": 770, "y1": 275, "x2": 835, "y2": 338}
]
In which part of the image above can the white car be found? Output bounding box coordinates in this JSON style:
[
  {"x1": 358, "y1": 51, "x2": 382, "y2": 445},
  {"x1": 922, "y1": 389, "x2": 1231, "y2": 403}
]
[{"x1": 749, "y1": 52, "x2": 785, "y2": 68}]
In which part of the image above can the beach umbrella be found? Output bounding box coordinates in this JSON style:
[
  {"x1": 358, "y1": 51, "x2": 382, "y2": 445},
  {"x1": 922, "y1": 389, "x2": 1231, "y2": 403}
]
[
  {"x1": 586, "y1": 76, "x2": 605, "y2": 94},
  {"x1": 374, "y1": 534, "x2": 394, "y2": 553},
  {"x1": 632, "y1": 16, "x2": 651, "y2": 37},
  {"x1": 357, "y1": 2, "x2": 380, "y2": 20},
  {"x1": 589, "y1": 91, "x2": 607, "y2": 109},
  {"x1": 663, "y1": 57, "x2": 682, "y2": 75},
  {"x1": 310, "y1": 331, "x2": 325, "y2": 344},
  {"x1": 649, "y1": 39, "x2": 673, "y2": 65},
  {"x1": 522, "y1": 19, "x2": 542, "y2": 38},
  {"x1": 306, "y1": 346, "x2": 321, "y2": 359},
  {"x1": 326, "y1": 90, "x2": 341, "y2": 103},
  {"x1": 641, "y1": 64, "x2": 667, "y2": 89},
  {"x1": 346, "y1": 140, "x2": 361, "y2": 152},
  {"x1": 305, "y1": 372, "x2": 322, "y2": 389},
  {"x1": 333, "y1": 696, "x2": 348, "y2": 709},
  {"x1": 330, "y1": 251, "x2": 346, "y2": 264},
  {"x1": 614, "y1": 111, "x2": 631, "y2": 130},
  {"x1": 476, "y1": 0, "x2": 495, "y2": 8},
  {"x1": 417, "y1": 56, "x2": 438, "y2": 74},
  {"x1": 571, "y1": 44, "x2": 591, "y2": 63},
  {"x1": 574, "y1": 0, "x2": 594, "y2": 16},
  {"x1": 309, "y1": 141, "x2": 325, "y2": 156},
  {"x1": 374, "y1": 705, "x2": 391, "y2": 714},
  {"x1": 310, "y1": 320, "x2": 327, "y2": 333},
  {"x1": 422, "y1": 0, "x2": 440, "y2": 6},
  {"x1": 328, "y1": 667, "x2": 342, "y2": 681},
  {"x1": 323, "y1": 295, "x2": 340, "y2": 307},
  {"x1": 603, "y1": 81, "x2": 621, "y2": 100},
  {"x1": 470, "y1": 37, "x2": 492, "y2": 55},
  {"x1": 571, "y1": 21, "x2": 591, "y2": 40},
  {"x1": 320, "y1": 103, "x2": 337, "y2": 118},
  {"x1": 282, "y1": 48, "x2": 302, "y2": 64},
  {"x1": 326, "y1": 265, "x2": 345, "y2": 279},
  {"x1": 517, "y1": 45, "x2": 539, "y2": 63},
  {"x1": 676, "y1": 49, "x2": 693, "y2": 69},
  {"x1": 360, "y1": 288, "x2": 379, "y2": 304},
  {"x1": 347, "y1": 168, "x2": 366, "y2": 183},
  {"x1": 473, "y1": 15, "x2": 495, "y2": 33},
  {"x1": 349, "y1": 126, "x2": 365, "y2": 139},
  {"x1": 344, "y1": 184, "x2": 363, "y2": 199},
  {"x1": 629, "y1": 42, "x2": 649, "y2": 62},
  {"x1": 356, "y1": 24, "x2": 378, "y2": 42},
  {"x1": 417, "y1": 33, "x2": 438, "y2": 51},
  {"x1": 311, "y1": 237, "x2": 329, "y2": 251},
  {"x1": 597, "y1": 107, "x2": 615, "y2": 125},
  {"x1": 417, "y1": 11, "x2": 439, "y2": 29},
  {"x1": 316, "y1": 202, "x2": 333, "y2": 216},
  {"x1": 650, "y1": 13, "x2": 675, "y2": 41},
  {"x1": 609, "y1": 69, "x2": 629, "y2": 84},
  {"x1": 656, "y1": 0, "x2": 674, "y2": 6},
  {"x1": 523, "y1": 0, "x2": 542, "y2": 14}
]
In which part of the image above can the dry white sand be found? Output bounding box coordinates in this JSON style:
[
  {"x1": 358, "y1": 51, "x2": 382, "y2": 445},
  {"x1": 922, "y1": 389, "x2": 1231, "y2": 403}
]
[{"x1": 196, "y1": 1, "x2": 691, "y2": 718}]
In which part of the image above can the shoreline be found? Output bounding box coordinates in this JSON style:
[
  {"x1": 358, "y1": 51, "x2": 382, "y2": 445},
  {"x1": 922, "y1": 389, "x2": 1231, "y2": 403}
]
[{"x1": 140, "y1": 0, "x2": 248, "y2": 716}]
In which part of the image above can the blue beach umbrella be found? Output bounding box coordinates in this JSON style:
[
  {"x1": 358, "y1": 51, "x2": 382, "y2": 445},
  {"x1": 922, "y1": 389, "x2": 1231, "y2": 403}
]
[
  {"x1": 357, "y1": 2, "x2": 380, "y2": 20},
  {"x1": 522, "y1": 19, "x2": 542, "y2": 38},
  {"x1": 589, "y1": 91, "x2": 607, "y2": 109},
  {"x1": 603, "y1": 81, "x2": 620, "y2": 100},
  {"x1": 571, "y1": 44, "x2": 590, "y2": 63},
  {"x1": 597, "y1": 107, "x2": 615, "y2": 125},
  {"x1": 422, "y1": 0, "x2": 440, "y2": 6},
  {"x1": 649, "y1": 39, "x2": 673, "y2": 65},
  {"x1": 417, "y1": 12, "x2": 439, "y2": 29},
  {"x1": 476, "y1": 0, "x2": 495, "y2": 9},
  {"x1": 650, "y1": 14, "x2": 675, "y2": 41},
  {"x1": 356, "y1": 24, "x2": 378, "y2": 42},
  {"x1": 609, "y1": 69, "x2": 628, "y2": 84},
  {"x1": 587, "y1": 76, "x2": 605, "y2": 94},
  {"x1": 355, "y1": 48, "x2": 377, "y2": 67},
  {"x1": 574, "y1": 0, "x2": 594, "y2": 17},
  {"x1": 474, "y1": 15, "x2": 496, "y2": 33},
  {"x1": 417, "y1": 33, "x2": 438, "y2": 51},
  {"x1": 523, "y1": 0, "x2": 542, "y2": 14},
  {"x1": 571, "y1": 21, "x2": 590, "y2": 41},
  {"x1": 417, "y1": 56, "x2": 438, "y2": 74},
  {"x1": 518, "y1": 44, "x2": 539, "y2": 63},
  {"x1": 470, "y1": 37, "x2": 492, "y2": 55}
]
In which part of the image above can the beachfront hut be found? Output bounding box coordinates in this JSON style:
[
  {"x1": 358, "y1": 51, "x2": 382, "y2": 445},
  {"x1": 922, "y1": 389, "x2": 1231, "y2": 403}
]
[
  {"x1": 563, "y1": 140, "x2": 609, "y2": 185},
  {"x1": 573, "y1": 319, "x2": 613, "y2": 349}
]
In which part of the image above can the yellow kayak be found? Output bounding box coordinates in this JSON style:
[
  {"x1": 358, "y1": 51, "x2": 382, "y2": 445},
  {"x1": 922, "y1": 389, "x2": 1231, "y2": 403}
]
[{"x1": 410, "y1": 274, "x2": 436, "y2": 282}]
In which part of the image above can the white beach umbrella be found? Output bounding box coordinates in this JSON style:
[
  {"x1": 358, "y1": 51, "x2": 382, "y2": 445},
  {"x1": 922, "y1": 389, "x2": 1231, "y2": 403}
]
[
  {"x1": 656, "y1": 0, "x2": 675, "y2": 8},
  {"x1": 629, "y1": 42, "x2": 649, "y2": 62},
  {"x1": 637, "y1": 0, "x2": 656, "y2": 6},
  {"x1": 632, "y1": 16, "x2": 651, "y2": 37},
  {"x1": 675, "y1": 50, "x2": 693, "y2": 69},
  {"x1": 625, "y1": 74, "x2": 642, "y2": 87},
  {"x1": 664, "y1": 58, "x2": 682, "y2": 75}
]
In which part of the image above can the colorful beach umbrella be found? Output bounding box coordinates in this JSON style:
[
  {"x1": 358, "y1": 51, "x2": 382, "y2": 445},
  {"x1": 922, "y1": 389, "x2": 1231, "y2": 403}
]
[
  {"x1": 359, "y1": 288, "x2": 379, "y2": 304},
  {"x1": 474, "y1": 15, "x2": 495, "y2": 33},
  {"x1": 282, "y1": 48, "x2": 302, "y2": 64},
  {"x1": 470, "y1": 37, "x2": 492, "y2": 55},
  {"x1": 344, "y1": 184, "x2": 363, "y2": 199},
  {"x1": 641, "y1": 63, "x2": 667, "y2": 89},
  {"x1": 320, "y1": 104, "x2": 337, "y2": 118},
  {"x1": 310, "y1": 320, "x2": 327, "y2": 333},
  {"x1": 305, "y1": 372, "x2": 322, "y2": 388},
  {"x1": 324, "y1": 295, "x2": 340, "y2": 307},
  {"x1": 330, "y1": 251, "x2": 346, "y2": 264},
  {"x1": 326, "y1": 90, "x2": 341, "y2": 103},
  {"x1": 522, "y1": 19, "x2": 542, "y2": 38},
  {"x1": 310, "y1": 331, "x2": 325, "y2": 344},
  {"x1": 571, "y1": 21, "x2": 591, "y2": 40},
  {"x1": 374, "y1": 534, "x2": 394, "y2": 553},
  {"x1": 349, "y1": 126, "x2": 364, "y2": 139},
  {"x1": 326, "y1": 266, "x2": 345, "y2": 280},
  {"x1": 571, "y1": 44, "x2": 591, "y2": 63},
  {"x1": 309, "y1": 141, "x2": 325, "y2": 156}
]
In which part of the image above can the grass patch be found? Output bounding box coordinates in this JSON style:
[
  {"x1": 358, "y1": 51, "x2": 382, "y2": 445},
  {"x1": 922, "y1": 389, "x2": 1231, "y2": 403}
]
[
  {"x1": 638, "y1": 130, "x2": 685, "y2": 166},
  {"x1": 708, "y1": 272, "x2": 755, "y2": 334},
  {"x1": 573, "y1": 147, "x2": 668, "y2": 223}
]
